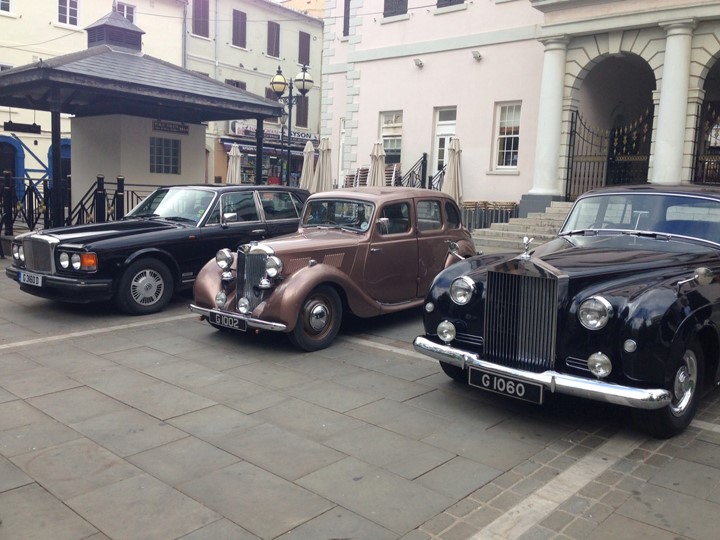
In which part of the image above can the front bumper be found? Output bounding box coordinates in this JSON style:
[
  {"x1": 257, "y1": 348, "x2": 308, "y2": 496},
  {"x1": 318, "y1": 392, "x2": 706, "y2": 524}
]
[
  {"x1": 6, "y1": 266, "x2": 114, "y2": 303},
  {"x1": 413, "y1": 336, "x2": 672, "y2": 410},
  {"x1": 189, "y1": 304, "x2": 287, "y2": 332}
]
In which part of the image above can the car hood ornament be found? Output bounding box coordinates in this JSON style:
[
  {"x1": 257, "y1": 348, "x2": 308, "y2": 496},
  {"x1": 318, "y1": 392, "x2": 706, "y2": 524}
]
[{"x1": 520, "y1": 236, "x2": 534, "y2": 260}]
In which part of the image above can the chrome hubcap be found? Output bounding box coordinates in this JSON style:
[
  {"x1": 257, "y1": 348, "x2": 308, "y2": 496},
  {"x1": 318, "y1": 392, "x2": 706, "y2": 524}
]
[
  {"x1": 130, "y1": 270, "x2": 164, "y2": 305},
  {"x1": 670, "y1": 350, "x2": 697, "y2": 417},
  {"x1": 307, "y1": 302, "x2": 329, "y2": 333}
]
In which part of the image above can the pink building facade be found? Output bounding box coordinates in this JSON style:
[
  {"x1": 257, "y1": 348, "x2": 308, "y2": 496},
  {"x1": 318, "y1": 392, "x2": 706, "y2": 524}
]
[{"x1": 321, "y1": 0, "x2": 720, "y2": 213}]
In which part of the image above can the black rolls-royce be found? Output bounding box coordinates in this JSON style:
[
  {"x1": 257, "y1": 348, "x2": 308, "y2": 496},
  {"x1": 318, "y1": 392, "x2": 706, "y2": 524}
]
[
  {"x1": 414, "y1": 185, "x2": 720, "y2": 438},
  {"x1": 6, "y1": 184, "x2": 309, "y2": 315}
]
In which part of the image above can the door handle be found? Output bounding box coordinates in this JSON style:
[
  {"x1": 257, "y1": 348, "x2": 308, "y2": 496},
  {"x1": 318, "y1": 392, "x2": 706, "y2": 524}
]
[
  {"x1": 370, "y1": 248, "x2": 382, "y2": 252},
  {"x1": 251, "y1": 229, "x2": 266, "y2": 234}
]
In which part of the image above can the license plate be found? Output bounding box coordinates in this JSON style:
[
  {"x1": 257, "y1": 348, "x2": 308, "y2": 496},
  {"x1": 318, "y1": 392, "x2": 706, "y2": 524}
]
[
  {"x1": 209, "y1": 311, "x2": 247, "y2": 331},
  {"x1": 469, "y1": 367, "x2": 543, "y2": 404},
  {"x1": 19, "y1": 271, "x2": 43, "y2": 287}
]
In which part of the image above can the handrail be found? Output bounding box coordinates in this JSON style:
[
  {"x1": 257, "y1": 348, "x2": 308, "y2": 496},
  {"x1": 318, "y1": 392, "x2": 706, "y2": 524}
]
[
  {"x1": 398, "y1": 153, "x2": 427, "y2": 188},
  {"x1": 429, "y1": 165, "x2": 447, "y2": 191}
]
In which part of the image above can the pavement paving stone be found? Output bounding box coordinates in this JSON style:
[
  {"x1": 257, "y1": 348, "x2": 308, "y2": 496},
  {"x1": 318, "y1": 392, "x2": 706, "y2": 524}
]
[
  {"x1": 69, "y1": 332, "x2": 144, "y2": 356},
  {"x1": 0, "y1": 483, "x2": 98, "y2": 539},
  {"x1": 102, "y1": 346, "x2": 182, "y2": 370},
  {"x1": 11, "y1": 437, "x2": 143, "y2": 500},
  {"x1": 406, "y1": 389, "x2": 511, "y2": 429},
  {"x1": 415, "y1": 456, "x2": 502, "y2": 500},
  {"x1": 140, "y1": 359, "x2": 230, "y2": 390},
  {"x1": 27, "y1": 386, "x2": 132, "y2": 425},
  {"x1": 296, "y1": 456, "x2": 454, "y2": 535},
  {"x1": 178, "y1": 460, "x2": 334, "y2": 539},
  {"x1": 223, "y1": 360, "x2": 318, "y2": 390},
  {"x1": 0, "y1": 386, "x2": 17, "y2": 404},
  {"x1": 275, "y1": 507, "x2": 398, "y2": 540},
  {"x1": 0, "y1": 454, "x2": 32, "y2": 492},
  {"x1": 674, "y1": 438, "x2": 720, "y2": 469},
  {"x1": 0, "y1": 416, "x2": 83, "y2": 458},
  {"x1": 18, "y1": 343, "x2": 118, "y2": 375},
  {"x1": 286, "y1": 379, "x2": 381, "y2": 413},
  {"x1": 178, "y1": 518, "x2": 260, "y2": 540},
  {"x1": 67, "y1": 473, "x2": 221, "y2": 540},
  {"x1": 585, "y1": 514, "x2": 690, "y2": 540},
  {"x1": 213, "y1": 422, "x2": 345, "y2": 481},
  {"x1": 334, "y1": 369, "x2": 434, "y2": 402},
  {"x1": 165, "y1": 404, "x2": 262, "y2": 443},
  {"x1": 126, "y1": 436, "x2": 241, "y2": 486},
  {"x1": 347, "y1": 398, "x2": 453, "y2": 440},
  {"x1": 273, "y1": 352, "x2": 368, "y2": 380},
  {"x1": 0, "y1": 365, "x2": 82, "y2": 398}
]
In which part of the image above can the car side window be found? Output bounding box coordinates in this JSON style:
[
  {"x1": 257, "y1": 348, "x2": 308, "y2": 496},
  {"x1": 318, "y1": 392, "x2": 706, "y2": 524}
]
[
  {"x1": 378, "y1": 203, "x2": 410, "y2": 235},
  {"x1": 258, "y1": 191, "x2": 301, "y2": 220},
  {"x1": 445, "y1": 201, "x2": 461, "y2": 229},
  {"x1": 207, "y1": 192, "x2": 259, "y2": 224},
  {"x1": 417, "y1": 200, "x2": 442, "y2": 231}
]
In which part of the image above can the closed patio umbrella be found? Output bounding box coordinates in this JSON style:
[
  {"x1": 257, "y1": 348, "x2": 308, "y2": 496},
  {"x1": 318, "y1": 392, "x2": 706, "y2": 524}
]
[
  {"x1": 310, "y1": 137, "x2": 333, "y2": 193},
  {"x1": 442, "y1": 137, "x2": 463, "y2": 203},
  {"x1": 226, "y1": 143, "x2": 242, "y2": 184},
  {"x1": 367, "y1": 141, "x2": 386, "y2": 187},
  {"x1": 299, "y1": 140, "x2": 315, "y2": 191}
]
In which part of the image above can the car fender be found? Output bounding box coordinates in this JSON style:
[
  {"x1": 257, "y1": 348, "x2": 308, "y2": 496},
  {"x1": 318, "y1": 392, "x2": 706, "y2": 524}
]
[
  {"x1": 252, "y1": 263, "x2": 383, "y2": 331},
  {"x1": 443, "y1": 238, "x2": 477, "y2": 269},
  {"x1": 121, "y1": 248, "x2": 181, "y2": 286}
]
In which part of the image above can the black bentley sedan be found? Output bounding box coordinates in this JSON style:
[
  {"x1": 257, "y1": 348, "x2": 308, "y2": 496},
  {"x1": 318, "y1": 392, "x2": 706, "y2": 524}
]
[
  {"x1": 6, "y1": 184, "x2": 309, "y2": 315},
  {"x1": 414, "y1": 185, "x2": 720, "y2": 438}
]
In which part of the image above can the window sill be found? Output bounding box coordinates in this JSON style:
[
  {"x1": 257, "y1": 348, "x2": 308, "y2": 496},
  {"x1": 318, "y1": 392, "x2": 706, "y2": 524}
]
[
  {"x1": 191, "y1": 33, "x2": 212, "y2": 41},
  {"x1": 0, "y1": 11, "x2": 18, "y2": 19},
  {"x1": 487, "y1": 169, "x2": 520, "y2": 176},
  {"x1": 229, "y1": 44, "x2": 248, "y2": 52},
  {"x1": 53, "y1": 22, "x2": 81, "y2": 32},
  {"x1": 433, "y1": 3, "x2": 468, "y2": 16},
  {"x1": 380, "y1": 13, "x2": 410, "y2": 25}
]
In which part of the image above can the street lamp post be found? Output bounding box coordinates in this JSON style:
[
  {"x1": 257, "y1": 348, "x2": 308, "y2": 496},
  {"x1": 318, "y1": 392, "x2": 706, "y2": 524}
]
[
  {"x1": 279, "y1": 109, "x2": 288, "y2": 183},
  {"x1": 270, "y1": 65, "x2": 314, "y2": 185}
]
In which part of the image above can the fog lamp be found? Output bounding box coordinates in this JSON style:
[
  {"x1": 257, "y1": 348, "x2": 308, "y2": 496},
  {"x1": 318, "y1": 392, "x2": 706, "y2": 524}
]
[
  {"x1": 588, "y1": 352, "x2": 612, "y2": 378},
  {"x1": 215, "y1": 291, "x2": 227, "y2": 309},
  {"x1": 437, "y1": 320, "x2": 456, "y2": 343},
  {"x1": 425, "y1": 302, "x2": 435, "y2": 313},
  {"x1": 578, "y1": 296, "x2": 612, "y2": 330},
  {"x1": 237, "y1": 297, "x2": 250, "y2": 314},
  {"x1": 59, "y1": 252, "x2": 70, "y2": 269},
  {"x1": 450, "y1": 276, "x2": 475, "y2": 305},
  {"x1": 216, "y1": 248, "x2": 234, "y2": 270}
]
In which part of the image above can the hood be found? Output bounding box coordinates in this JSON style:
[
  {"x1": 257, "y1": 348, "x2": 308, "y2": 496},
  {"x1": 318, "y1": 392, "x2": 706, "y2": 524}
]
[
  {"x1": 473, "y1": 234, "x2": 718, "y2": 281},
  {"x1": 256, "y1": 228, "x2": 363, "y2": 254},
  {"x1": 21, "y1": 219, "x2": 181, "y2": 245}
]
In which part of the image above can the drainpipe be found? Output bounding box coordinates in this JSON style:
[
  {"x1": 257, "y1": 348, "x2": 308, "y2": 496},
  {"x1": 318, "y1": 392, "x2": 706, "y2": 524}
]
[{"x1": 181, "y1": 0, "x2": 187, "y2": 68}]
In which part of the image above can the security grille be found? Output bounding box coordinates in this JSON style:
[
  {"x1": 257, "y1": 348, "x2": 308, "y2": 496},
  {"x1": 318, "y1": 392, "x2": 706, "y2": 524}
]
[{"x1": 484, "y1": 271, "x2": 557, "y2": 372}]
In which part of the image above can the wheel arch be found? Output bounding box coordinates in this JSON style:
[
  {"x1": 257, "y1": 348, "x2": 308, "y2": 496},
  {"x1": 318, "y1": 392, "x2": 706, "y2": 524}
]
[{"x1": 122, "y1": 249, "x2": 181, "y2": 292}]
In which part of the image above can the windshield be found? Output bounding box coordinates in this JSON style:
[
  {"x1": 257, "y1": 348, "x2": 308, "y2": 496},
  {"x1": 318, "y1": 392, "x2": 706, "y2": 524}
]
[
  {"x1": 302, "y1": 199, "x2": 374, "y2": 232},
  {"x1": 561, "y1": 192, "x2": 720, "y2": 245},
  {"x1": 126, "y1": 188, "x2": 215, "y2": 224}
]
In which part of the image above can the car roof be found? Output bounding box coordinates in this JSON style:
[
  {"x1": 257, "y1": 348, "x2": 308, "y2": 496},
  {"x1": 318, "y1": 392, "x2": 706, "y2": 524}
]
[
  {"x1": 159, "y1": 184, "x2": 310, "y2": 194},
  {"x1": 579, "y1": 183, "x2": 720, "y2": 201},
  {"x1": 307, "y1": 186, "x2": 458, "y2": 203}
]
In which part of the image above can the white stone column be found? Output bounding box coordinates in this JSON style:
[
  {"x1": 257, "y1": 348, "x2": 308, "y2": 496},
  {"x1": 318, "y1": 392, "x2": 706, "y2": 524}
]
[
  {"x1": 651, "y1": 19, "x2": 696, "y2": 185},
  {"x1": 530, "y1": 36, "x2": 569, "y2": 196}
]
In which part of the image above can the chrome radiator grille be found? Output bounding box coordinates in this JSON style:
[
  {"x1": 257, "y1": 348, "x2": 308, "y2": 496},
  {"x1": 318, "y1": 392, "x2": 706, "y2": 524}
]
[
  {"x1": 236, "y1": 250, "x2": 267, "y2": 311},
  {"x1": 483, "y1": 270, "x2": 557, "y2": 372},
  {"x1": 22, "y1": 237, "x2": 54, "y2": 273}
]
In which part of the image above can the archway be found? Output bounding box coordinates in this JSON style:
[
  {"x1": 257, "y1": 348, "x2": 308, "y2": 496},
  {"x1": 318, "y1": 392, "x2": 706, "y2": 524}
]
[
  {"x1": 567, "y1": 54, "x2": 656, "y2": 199},
  {"x1": 695, "y1": 59, "x2": 720, "y2": 184}
]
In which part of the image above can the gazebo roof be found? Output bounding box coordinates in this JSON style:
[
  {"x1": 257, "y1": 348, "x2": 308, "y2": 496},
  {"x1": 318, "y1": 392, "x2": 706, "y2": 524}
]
[{"x1": 0, "y1": 44, "x2": 282, "y2": 123}]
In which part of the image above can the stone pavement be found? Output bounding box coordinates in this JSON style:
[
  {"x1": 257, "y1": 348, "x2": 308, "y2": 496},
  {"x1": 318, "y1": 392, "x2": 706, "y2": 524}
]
[{"x1": 1, "y1": 256, "x2": 720, "y2": 539}]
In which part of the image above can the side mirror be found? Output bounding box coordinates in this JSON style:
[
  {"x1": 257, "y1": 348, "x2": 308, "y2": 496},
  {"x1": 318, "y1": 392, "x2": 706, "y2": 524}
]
[
  {"x1": 377, "y1": 217, "x2": 390, "y2": 234},
  {"x1": 222, "y1": 212, "x2": 238, "y2": 224},
  {"x1": 448, "y1": 241, "x2": 465, "y2": 260},
  {"x1": 676, "y1": 266, "x2": 713, "y2": 292}
]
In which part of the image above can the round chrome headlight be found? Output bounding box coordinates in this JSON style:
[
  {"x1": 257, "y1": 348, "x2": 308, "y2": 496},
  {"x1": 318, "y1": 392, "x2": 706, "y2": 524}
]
[
  {"x1": 265, "y1": 256, "x2": 283, "y2": 278},
  {"x1": 12, "y1": 244, "x2": 20, "y2": 261},
  {"x1": 216, "y1": 248, "x2": 234, "y2": 270},
  {"x1": 578, "y1": 296, "x2": 613, "y2": 330},
  {"x1": 437, "y1": 320, "x2": 456, "y2": 343},
  {"x1": 237, "y1": 297, "x2": 250, "y2": 314},
  {"x1": 71, "y1": 253, "x2": 81, "y2": 270},
  {"x1": 59, "y1": 252, "x2": 70, "y2": 269},
  {"x1": 215, "y1": 291, "x2": 227, "y2": 309},
  {"x1": 450, "y1": 276, "x2": 476, "y2": 305},
  {"x1": 15, "y1": 245, "x2": 25, "y2": 262},
  {"x1": 588, "y1": 352, "x2": 612, "y2": 378}
]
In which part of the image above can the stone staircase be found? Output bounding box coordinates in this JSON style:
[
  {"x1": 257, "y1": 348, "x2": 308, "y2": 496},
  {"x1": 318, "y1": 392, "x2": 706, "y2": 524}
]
[{"x1": 471, "y1": 200, "x2": 573, "y2": 254}]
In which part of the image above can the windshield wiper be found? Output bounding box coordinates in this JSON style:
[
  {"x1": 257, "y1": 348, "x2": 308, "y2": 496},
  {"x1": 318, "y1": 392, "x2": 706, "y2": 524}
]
[
  {"x1": 162, "y1": 216, "x2": 197, "y2": 223},
  {"x1": 621, "y1": 230, "x2": 671, "y2": 240},
  {"x1": 558, "y1": 229, "x2": 598, "y2": 237},
  {"x1": 129, "y1": 212, "x2": 161, "y2": 219}
]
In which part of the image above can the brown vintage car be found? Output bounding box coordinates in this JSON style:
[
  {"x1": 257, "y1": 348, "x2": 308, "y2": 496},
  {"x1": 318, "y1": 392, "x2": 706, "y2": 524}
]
[{"x1": 190, "y1": 187, "x2": 476, "y2": 350}]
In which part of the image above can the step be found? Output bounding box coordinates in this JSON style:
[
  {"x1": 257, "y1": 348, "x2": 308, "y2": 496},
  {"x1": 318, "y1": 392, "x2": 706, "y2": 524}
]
[
  {"x1": 490, "y1": 222, "x2": 560, "y2": 234},
  {"x1": 472, "y1": 230, "x2": 556, "y2": 242}
]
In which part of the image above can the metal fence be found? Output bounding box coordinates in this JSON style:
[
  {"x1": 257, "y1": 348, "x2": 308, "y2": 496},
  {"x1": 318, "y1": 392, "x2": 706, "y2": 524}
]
[{"x1": 460, "y1": 201, "x2": 519, "y2": 230}]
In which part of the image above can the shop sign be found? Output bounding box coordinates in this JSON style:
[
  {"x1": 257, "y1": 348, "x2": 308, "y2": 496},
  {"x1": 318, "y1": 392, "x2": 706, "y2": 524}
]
[{"x1": 153, "y1": 120, "x2": 189, "y2": 135}]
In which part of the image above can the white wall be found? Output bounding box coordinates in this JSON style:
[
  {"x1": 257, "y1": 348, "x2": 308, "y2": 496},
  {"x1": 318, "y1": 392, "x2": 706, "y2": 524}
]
[{"x1": 71, "y1": 115, "x2": 206, "y2": 207}]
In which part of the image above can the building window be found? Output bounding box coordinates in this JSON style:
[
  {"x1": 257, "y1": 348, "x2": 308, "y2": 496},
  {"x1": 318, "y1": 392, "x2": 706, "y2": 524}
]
[
  {"x1": 150, "y1": 137, "x2": 181, "y2": 174},
  {"x1": 232, "y1": 10, "x2": 247, "y2": 48},
  {"x1": 295, "y1": 96, "x2": 309, "y2": 128},
  {"x1": 225, "y1": 79, "x2": 246, "y2": 90},
  {"x1": 343, "y1": 0, "x2": 350, "y2": 37},
  {"x1": 58, "y1": 0, "x2": 78, "y2": 26},
  {"x1": 298, "y1": 31, "x2": 310, "y2": 66},
  {"x1": 495, "y1": 103, "x2": 521, "y2": 169},
  {"x1": 267, "y1": 21, "x2": 280, "y2": 58},
  {"x1": 192, "y1": 0, "x2": 209, "y2": 38},
  {"x1": 434, "y1": 108, "x2": 456, "y2": 172},
  {"x1": 117, "y1": 2, "x2": 135, "y2": 22},
  {"x1": 381, "y1": 111, "x2": 403, "y2": 164},
  {"x1": 384, "y1": 0, "x2": 408, "y2": 17},
  {"x1": 1, "y1": 0, "x2": 11, "y2": 13},
  {"x1": 437, "y1": 0, "x2": 464, "y2": 7}
]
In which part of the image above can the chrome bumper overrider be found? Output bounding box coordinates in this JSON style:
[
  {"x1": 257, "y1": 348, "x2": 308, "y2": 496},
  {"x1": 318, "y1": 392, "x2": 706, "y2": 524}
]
[
  {"x1": 413, "y1": 336, "x2": 672, "y2": 410},
  {"x1": 189, "y1": 304, "x2": 287, "y2": 332}
]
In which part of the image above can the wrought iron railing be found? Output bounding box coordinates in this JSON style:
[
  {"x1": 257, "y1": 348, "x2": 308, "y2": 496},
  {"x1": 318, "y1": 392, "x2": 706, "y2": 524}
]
[
  {"x1": 397, "y1": 153, "x2": 428, "y2": 188},
  {"x1": 429, "y1": 165, "x2": 446, "y2": 191},
  {"x1": 460, "y1": 201, "x2": 519, "y2": 230}
]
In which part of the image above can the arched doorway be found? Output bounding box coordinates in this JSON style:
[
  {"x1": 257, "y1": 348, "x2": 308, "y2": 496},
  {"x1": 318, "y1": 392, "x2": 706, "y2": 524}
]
[
  {"x1": 566, "y1": 55, "x2": 656, "y2": 199},
  {"x1": 695, "y1": 60, "x2": 720, "y2": 184}
]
